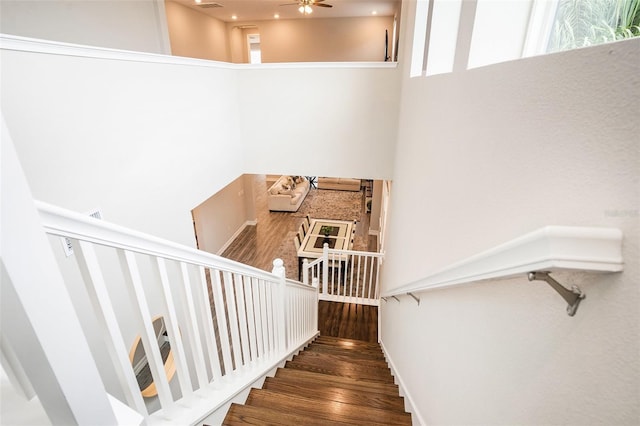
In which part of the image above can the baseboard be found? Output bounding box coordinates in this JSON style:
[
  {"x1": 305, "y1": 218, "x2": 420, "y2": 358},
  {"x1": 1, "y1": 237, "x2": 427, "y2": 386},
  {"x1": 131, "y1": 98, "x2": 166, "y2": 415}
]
[
  {"x1": 217, "y1": 220, "x2": 256, "y2": 255},
  {"x1": 380, "y1": 339, "x2": 426, "y2": 426},
  {"x1": 368, "y1": 229, "x2": 380, "y2": 237}
]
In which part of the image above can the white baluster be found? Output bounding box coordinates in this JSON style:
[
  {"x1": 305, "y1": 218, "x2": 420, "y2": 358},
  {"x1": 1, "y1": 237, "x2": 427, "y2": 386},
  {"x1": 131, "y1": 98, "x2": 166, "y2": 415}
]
[
  {"x1": 368, "y1": 255, "x2": 375, "y2": 300},
  {"x1": 74, "y1": 241, "x2": 148, "y2": 416},
  {"x1": 155, "y1": 258, "x2": 192, "y2": 398},
  {"x1": 322, "y1": 244, "x2": 329, "y2": 296},
  {"x1": 233, "y1": 274, "x2": 251, "y2": 366},
  {"x1": 244, "y1": 277, "x2": 258, "y2": 363},
  {"x1": 256, "y1": 279, "x2": 268, "y2": 356},
  {"x1": 118, "y1": 250, "x2": 173, "y2": 413},
  {"x1": 223, "y1": 272, "x2": 243, "y2": 369},
  {"x1": 178, "y1": 263, "x2": 208, "y2": 389},
  {"x1": 197, "y1": 267, "x2": 222, "y2": 381},
  {"x1": 265, "y1": 279, "x2": 275, "y2": 354},
  {"x1": 271, "y1": 259, "x2": 286, "y2": 352},
  {"x1": 211, "y1": 270, "x2": 233, "y2": 375},
  {"x1": 374, "y1": 257, "x2": 381, "y2": 300}
]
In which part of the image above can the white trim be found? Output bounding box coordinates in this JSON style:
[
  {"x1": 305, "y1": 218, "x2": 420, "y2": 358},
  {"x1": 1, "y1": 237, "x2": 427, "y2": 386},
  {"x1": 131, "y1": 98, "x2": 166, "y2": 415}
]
[
  {"x1": 36, "y1": 201, "x2": 277, "y2": 281},
  {"x1": 368, "y1": 229, "x2": 380, "y2": 237},
  {"x1": 522, "y1": 0, "x2": 559, "y2": 58},
  {"x1": 379, "y1": 339, "x2": 426, "y2": 426},
  {"x1": 217, "y1": 220, "x2": 255, "y2": 256},
  {"x1": 384, "y1": 226, "x2": 624, "y2": 297},
  {"x1": 318, "y1": 294, "x2": 380, "y2": 306},
  {"x1": 0, "y1": 34, "x2": 398, "y2": 70}
]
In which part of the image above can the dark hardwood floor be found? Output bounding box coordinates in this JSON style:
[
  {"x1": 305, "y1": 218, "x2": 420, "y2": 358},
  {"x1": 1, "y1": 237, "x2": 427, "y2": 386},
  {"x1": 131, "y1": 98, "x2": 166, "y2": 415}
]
[{"x1": 318, "y1": 301, "x2": 378, "y2": 343}]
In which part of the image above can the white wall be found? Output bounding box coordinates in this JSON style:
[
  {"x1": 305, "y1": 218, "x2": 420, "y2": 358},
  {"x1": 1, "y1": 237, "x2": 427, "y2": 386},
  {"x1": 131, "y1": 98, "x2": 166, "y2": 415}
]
[
  {"x1": 238, "y1": 65, "x2": 400, "y2": 180},
  {"x1": 165, "y1": 0, "x2": 230, "y2": 62},
  {"x1": 0, "y1": 47, "x2": 244, "y2": 247},
  {"x1": 192, "y1": 174, "x2": 256, "y2": 254},
  {"x1": 380, "y1": 2, "x2": 640, "y2": 423},
  {"x1": 0, "y1": 0, "x2": 170, "y2": 54}
]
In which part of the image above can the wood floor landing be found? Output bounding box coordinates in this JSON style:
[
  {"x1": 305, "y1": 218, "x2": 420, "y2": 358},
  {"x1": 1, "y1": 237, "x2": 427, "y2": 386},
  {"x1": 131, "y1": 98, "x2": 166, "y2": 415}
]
[
  {"x1": 223, "y1": 336, "x2": 411, "y2": 425},
  {"x1": 318, "y1": 301, "x2": 378, "y2": 343}
]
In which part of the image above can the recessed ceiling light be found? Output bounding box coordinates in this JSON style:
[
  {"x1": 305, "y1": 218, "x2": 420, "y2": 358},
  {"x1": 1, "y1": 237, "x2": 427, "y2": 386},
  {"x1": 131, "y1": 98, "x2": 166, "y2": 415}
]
[
  {"x1": 371, "y1": 10, "x2": 378, "y2": 15},
  {"x1": 195, "y1": 0, "x2": 201, "y2": 3},
  {"x1": 274, "y1": 13, "x2": 280, "y2": 19},
  {"x1": 231, "y1": 14, "x2": 237, "y2": 20}
]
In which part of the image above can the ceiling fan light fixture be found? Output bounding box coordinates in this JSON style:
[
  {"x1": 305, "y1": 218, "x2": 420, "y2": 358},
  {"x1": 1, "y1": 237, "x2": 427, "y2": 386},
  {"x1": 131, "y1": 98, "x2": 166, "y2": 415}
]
[{"x1": 298, "y1": 4, "x2": 312, "y2": 14}]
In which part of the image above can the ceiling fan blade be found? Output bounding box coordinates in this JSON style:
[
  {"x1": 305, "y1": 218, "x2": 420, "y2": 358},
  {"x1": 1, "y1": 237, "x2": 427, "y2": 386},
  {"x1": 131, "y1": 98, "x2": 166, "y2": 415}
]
[{"x1": 315, "y1": 3, "x2": 333, "y2": 7}]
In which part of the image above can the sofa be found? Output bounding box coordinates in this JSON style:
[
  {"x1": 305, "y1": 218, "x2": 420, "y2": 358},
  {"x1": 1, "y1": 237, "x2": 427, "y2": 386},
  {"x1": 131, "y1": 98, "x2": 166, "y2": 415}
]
[
  {"x1": 317, "y1": 177, "x2": 361, "y2": 191},
  {"x1": 267, "y1": 175, "x2": 310, "y2": 212}
]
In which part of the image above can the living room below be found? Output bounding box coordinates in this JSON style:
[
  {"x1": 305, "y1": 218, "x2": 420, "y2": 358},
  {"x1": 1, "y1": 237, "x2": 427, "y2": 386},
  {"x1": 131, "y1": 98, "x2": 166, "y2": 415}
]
[{"x1": 192, "y1": 174, "x2": 387, "y2": 280}]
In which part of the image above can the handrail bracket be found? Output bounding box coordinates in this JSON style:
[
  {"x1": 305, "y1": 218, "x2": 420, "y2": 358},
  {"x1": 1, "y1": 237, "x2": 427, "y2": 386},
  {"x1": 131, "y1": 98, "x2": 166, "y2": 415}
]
[{"x1": 528, "y1": 271, "x2": 585, "y2": 316}]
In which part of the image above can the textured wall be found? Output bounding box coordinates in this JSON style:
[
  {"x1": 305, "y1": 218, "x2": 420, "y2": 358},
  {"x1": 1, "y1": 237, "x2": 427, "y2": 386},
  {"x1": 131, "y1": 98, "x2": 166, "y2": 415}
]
[{"x1": 380, "y1": 2, "x2": 640, "y2": 423}]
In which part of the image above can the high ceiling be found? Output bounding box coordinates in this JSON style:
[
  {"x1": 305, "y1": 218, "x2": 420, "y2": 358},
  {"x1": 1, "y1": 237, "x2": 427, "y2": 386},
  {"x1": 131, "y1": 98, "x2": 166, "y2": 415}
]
[{"x1": 172, "y1": 0, "x2": 400, "y2": 23}]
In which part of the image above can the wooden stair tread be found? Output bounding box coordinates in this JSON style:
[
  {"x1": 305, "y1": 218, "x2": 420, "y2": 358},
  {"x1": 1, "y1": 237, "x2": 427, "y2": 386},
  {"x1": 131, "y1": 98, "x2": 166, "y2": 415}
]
[
  {"x1": 294, "y1": 349, "x2": 390, "y2": 368},
  {"x1": 223, "y1": 403, "x2": 352, "y2": 425},
  {"x1": 306, "y1": 343, "x2": 387, "y2": 360},
  {"x1": 273, "y1": 367, "x2": 400, "y2": 396},
  {"x1": 315, "y1": 335, "x2": 384, "y2": 350},
  {"x1": 246, "y1": 388, "x2": 411, "y2": 425},
  {"x1": 284, "y1": 360, "x2": 393, "y2": 384},
  {"x1": 262, "y1": 377, "x2": 406, "y2": 412},
  {"x1": 222, "y1": 337, "x2": 411, "y2": 425}
]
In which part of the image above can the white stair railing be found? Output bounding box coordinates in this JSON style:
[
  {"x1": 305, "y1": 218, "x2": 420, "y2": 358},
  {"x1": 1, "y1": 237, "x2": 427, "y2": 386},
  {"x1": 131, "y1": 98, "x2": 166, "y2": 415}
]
[
  {"x1": 303, "y1": 244, "x2": 383, "y2": 307},
  {"x1": 33, "y1": 202, "x2": 319, "y2": 424}
]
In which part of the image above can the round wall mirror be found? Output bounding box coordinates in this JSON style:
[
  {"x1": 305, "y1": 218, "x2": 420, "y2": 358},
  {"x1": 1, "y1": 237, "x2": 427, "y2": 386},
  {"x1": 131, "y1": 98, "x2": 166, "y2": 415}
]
[{"x1": 129, "y1": 316, "x2": 176, "y2": 398}]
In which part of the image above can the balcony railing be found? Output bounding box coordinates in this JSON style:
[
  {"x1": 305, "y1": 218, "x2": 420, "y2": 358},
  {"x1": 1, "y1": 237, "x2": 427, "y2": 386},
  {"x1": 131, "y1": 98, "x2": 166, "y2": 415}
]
[{"x1": 302, "y1": 244, "x2": 383, "y2": 307}]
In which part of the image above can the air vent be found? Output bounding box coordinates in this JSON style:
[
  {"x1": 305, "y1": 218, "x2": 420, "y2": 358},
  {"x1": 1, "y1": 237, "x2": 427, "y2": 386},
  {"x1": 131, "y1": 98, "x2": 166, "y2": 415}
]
[
  {"x1": 197, "y1": 2, "x2": 224, "y2": 8},
  {"x1": 61, "y1": 208, "x2": 103, "y2": 257},
  {"x1": 87, "y1": 209, "x2": 102, "y2": 220}
]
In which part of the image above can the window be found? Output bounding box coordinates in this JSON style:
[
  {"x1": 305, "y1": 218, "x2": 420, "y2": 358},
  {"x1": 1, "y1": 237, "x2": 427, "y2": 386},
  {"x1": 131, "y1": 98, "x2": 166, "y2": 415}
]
[
  {"x1": 411, "y1": 0, "x2": 640, "y2": 77},
  {"x1": 548, "y1": 0, "x2": 640, "y2": 53}
]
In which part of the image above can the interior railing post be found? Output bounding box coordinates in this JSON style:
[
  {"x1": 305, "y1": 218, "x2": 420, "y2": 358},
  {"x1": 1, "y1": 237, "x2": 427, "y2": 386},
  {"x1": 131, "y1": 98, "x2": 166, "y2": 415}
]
[
  {"x1": 303, "y1": 258, "x2": 309, "y2": 285},
  {"x1": 322, "y1": 243, "x2": 329, "y2": 296},
  {"x1": 271, "y1": 259, "x2": 287, "y2": 352}
]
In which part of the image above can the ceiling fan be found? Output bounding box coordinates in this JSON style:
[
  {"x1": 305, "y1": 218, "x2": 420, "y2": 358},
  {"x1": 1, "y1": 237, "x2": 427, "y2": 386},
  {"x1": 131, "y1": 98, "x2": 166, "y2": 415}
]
[{"x1": 280, "y1": 0, "x2": 333, "y2": 15}]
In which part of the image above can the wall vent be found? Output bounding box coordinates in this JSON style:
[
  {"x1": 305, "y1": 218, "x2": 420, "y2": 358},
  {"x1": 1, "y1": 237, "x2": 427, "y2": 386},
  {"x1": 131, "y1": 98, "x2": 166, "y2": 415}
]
[
  {"x1": 197, "y1": 2, "x2": 224, "y2": 8},
  {"x1": 61, "y1": 208, "x2": 103, "y2": 257}
]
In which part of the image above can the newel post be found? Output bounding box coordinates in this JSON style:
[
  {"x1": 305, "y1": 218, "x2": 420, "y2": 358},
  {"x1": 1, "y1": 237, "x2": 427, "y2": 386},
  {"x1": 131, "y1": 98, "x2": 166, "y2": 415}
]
[
  {"x1": 322, "y1": 243, "x2": 329, "y2": 295},
  {"x1": 271, "y1": 258, "x2": 287, "y2": 352}
]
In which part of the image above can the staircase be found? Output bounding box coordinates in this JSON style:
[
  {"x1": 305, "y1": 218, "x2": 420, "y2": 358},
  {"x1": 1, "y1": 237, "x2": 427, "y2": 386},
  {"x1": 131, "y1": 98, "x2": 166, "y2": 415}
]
[{"x1": 223, "y1": 335, "x2": 412, "y2": 425}]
